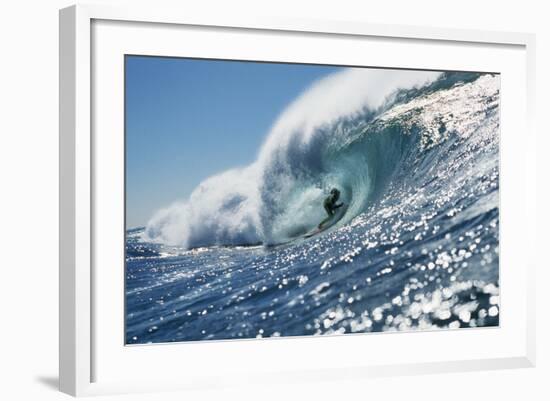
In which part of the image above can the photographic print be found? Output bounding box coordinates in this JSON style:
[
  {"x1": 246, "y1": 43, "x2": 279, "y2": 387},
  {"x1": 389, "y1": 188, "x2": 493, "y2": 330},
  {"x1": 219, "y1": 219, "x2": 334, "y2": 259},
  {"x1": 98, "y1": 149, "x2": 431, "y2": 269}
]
[{"x1": 125, "y1": 56, "x2": 500, "y2": 344}]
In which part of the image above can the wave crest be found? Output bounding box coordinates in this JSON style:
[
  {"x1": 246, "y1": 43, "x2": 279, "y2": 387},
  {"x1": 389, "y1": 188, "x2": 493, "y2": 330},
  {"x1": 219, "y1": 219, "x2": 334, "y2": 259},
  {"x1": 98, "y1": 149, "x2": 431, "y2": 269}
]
[{"x1": 143, "y1": 68, "x2": 448, "y2": 248}]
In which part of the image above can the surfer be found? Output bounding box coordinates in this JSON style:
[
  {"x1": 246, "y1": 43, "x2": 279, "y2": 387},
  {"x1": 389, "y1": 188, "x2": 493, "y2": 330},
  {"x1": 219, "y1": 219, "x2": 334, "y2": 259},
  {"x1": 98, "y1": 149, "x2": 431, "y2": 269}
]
[{"x1": 319, "y1": 188, "x2": 344, "y2": 228}]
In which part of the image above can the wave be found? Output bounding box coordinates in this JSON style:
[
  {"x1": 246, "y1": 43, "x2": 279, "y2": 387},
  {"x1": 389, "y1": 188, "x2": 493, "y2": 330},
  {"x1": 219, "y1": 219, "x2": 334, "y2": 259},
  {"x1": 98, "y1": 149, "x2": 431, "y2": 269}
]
[{"x1": 143, "y1": 68, "x2": 497, "y2": 249}]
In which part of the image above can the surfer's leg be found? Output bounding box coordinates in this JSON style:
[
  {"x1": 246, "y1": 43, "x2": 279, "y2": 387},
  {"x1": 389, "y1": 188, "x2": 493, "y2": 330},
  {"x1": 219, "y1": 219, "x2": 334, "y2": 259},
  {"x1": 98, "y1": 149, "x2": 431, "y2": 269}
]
[{"x1": 318, "y1": 215, "x2": 332, "y2": 229}]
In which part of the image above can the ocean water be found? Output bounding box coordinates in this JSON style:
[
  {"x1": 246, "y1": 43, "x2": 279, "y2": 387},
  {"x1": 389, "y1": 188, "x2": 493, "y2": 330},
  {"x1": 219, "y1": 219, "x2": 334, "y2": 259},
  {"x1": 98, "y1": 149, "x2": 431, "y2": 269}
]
[{"x1": 126, "y1": 71, "x2": 500, "y2": 344}]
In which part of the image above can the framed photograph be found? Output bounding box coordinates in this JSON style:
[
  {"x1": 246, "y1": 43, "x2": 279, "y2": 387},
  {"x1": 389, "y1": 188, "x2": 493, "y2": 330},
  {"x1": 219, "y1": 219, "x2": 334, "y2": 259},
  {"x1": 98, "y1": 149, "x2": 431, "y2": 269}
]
[{"x1": 59, "y1": 4, "x2": 536, "y2": 396}]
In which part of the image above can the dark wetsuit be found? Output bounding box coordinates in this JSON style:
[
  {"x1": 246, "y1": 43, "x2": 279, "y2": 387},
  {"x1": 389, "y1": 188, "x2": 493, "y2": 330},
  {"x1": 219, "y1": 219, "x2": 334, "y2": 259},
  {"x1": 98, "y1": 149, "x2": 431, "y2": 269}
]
[{"x1": 319, "y1": 190, "x2": 343, "y2": 228}]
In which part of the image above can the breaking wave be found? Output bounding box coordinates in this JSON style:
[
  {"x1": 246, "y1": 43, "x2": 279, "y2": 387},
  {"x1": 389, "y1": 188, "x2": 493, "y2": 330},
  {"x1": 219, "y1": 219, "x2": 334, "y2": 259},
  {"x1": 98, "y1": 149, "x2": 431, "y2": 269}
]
[{"x1": 143, "y1": 68, "x2": 497, "y2": 249}]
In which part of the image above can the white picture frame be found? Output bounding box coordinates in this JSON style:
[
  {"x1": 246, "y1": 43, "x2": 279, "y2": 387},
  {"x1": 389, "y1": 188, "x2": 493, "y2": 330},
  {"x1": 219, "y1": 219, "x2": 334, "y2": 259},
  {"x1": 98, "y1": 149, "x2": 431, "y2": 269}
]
[{"x1": 59, "y1": 3, "x2": 536, "y2": 397}]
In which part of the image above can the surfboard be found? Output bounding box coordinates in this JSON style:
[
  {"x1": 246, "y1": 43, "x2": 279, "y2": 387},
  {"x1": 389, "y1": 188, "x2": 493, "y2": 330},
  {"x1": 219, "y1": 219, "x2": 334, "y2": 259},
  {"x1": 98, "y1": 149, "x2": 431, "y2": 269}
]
[{"x1": 303, "y1": 204, "x2": 346, "y2": 239}]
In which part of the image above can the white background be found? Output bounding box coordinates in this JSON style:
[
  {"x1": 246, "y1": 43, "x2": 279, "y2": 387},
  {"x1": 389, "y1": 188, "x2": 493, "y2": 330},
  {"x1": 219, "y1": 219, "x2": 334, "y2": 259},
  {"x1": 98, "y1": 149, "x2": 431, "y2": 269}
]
[{"x1": 0, "y1": 0, "x2": 547, "y2": 400}]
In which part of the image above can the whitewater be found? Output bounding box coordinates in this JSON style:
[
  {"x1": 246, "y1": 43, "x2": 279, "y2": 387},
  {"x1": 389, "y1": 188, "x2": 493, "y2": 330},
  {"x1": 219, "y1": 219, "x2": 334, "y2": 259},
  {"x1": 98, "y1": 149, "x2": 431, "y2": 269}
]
[{"x1": 126, "y1": 69, "x2": 500, "y2": 343}]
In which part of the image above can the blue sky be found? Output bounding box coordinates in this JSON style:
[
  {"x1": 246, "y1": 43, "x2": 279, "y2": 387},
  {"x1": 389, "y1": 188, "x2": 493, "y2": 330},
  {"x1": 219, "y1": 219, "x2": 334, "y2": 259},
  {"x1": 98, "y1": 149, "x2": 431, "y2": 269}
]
[{"x1": 126, "y1": 56, "x2": 343, "y2": 227}]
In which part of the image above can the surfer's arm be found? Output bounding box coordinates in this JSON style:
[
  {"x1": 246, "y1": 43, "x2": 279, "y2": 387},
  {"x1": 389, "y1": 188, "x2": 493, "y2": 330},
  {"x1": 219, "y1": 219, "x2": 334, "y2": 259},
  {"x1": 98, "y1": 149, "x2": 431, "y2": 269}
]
[{"x1": 334, "y1": 202, "x2": 344, "y2": 209}]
